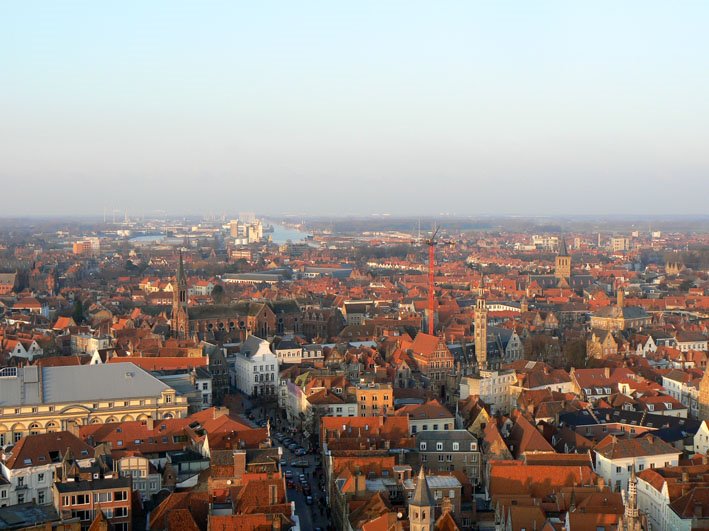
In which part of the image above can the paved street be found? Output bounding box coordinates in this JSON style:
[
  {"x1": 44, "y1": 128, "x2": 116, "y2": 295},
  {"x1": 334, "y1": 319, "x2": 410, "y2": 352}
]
[{"x1": 247, "y1": 402, "x2": 330, "y2": 530}]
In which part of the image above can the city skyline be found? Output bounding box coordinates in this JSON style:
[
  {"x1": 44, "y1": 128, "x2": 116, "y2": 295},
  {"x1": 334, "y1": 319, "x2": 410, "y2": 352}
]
[{"x1": 2, "y1": 1, "x2": 708, "y2": 216}]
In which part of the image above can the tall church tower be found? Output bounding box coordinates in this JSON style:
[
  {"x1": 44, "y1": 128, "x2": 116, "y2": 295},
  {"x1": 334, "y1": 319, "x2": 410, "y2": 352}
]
[
  {"x1": 555, "y1": 237, "x2": 571, "y2": 280},
  {"x1": 475, "y1": 298, "x2": 488, "y2": 372},
  {"x1": 409, "y1": 467, "x2": 434, "y2": 531},
  {"x1": 172, "y1": 250, "x2": 189, "y2": 339}
]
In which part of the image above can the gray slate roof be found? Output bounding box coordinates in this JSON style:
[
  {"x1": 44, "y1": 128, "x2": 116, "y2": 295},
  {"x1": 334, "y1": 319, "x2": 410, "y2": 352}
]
[{"x1": 0, "y1": 363, "x2": 171, "y2": 406}]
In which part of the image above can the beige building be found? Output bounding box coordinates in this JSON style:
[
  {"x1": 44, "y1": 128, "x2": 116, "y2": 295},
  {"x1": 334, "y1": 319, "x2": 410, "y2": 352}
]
[
  {"x1": 356, "y1": 382, "x2": 393, "y2": 417},
  {"x1": 0, "y1": 364, "x2": 188, "y2": 447}
]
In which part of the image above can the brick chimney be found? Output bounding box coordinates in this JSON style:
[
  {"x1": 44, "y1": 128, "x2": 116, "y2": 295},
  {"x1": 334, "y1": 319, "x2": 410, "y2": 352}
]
[{"x1": 233, "y1": 450, "x2": 246, "y2": 479}]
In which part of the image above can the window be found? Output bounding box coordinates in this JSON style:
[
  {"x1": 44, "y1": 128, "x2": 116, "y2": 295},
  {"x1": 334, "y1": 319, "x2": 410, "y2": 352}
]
[
  {"x1": 438, "y1": 455, "x2": 444, "y2": 462},
  {"x1": 420, "y1": 442, "x2": 427, "y2": 451},
  {"x1": 38, "y1": 473, "x2": 45, "y2": 482},
  {"x1": 453, "y1": 442, "x2": 459, "y2": 451},
  {"x1": 114, "y1": 507, "x2": 128, "y2": 517},
  {"x1": 38, "y1": 491, "x2": 45, "y2": 504},
  {"x1": 17, "y1": 477, "x2": 24, "y2": 487},
  {"x1": 17, "y1": 494, "x2": 24, "y2": 504},
  {"x1": 94, "y1": 492, "x2": 112, "y2": 503},
  {"x1": 433, "y1": 424, "x2": 439, "y2": 430},
  {"x1": 436, "y1": 442, "x2": 443, "y2": 451},
  {"x1": 638, "y1": 464, "x2": 644, "y2": 471},
  {"x1": 114, "y1": 491, "x2": 127, "y2": 501},
  {"x1": 202, "y1": 383, "x2": 209, "y2": 390},
  {"x1": 75, "y1": 494, "x2": 88, "y2": 505}
]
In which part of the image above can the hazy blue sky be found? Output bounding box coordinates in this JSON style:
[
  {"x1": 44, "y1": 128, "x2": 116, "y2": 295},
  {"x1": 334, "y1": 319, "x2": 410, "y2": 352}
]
[{"x1": 1, "y1": 1, "x2": 707, "y2": 217}]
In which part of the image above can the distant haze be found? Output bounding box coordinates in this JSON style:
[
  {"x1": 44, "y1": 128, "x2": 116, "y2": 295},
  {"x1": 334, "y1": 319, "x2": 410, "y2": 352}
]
[{"x1": 1, "y1": 1, "x2": 708, "y2": 216}]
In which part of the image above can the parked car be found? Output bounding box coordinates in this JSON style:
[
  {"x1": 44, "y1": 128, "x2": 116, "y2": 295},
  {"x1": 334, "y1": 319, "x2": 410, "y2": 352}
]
[{"x1": 306, "y1": 495, "x2": 313, "y2": 505}]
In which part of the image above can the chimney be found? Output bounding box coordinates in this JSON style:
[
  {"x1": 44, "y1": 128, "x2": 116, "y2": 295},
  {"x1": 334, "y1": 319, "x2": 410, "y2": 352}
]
[
  {"x1": 233, "y1": 450, "x2": 246, "y2": 479},
  {"x1": 617, "y1": 289, "x2": 625, "y2": 308},
  {"x1": 682, "y1": 472, "x2": 690, "y2": 483},
  {"x1": 146, "y1": 418, "x2": 155, "y2": 431},
  {"x1": 597, "y1": 477, "x2": 606, "y2": 490},
  {"x1": 269, "y1": 484, "x2": 278, "y2": 505},
  {"x1": 441, "y1": 496, "x2": 453, "y2": 515},
  {"x1": 604, "y1": 367, "x2": 611, "y2": 378}
]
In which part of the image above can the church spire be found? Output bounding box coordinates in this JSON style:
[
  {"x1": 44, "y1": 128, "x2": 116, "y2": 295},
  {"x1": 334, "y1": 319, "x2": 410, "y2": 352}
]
[
  {"x1": 409, "y1": 467, "x2": 435, "y2": 531},
  {"x1": 411, "y1": 466, "x2": 434, "y2": 507},
  {"x1": 172, "y1": 249, "x2": 189, "y2": 339},
  {"x1": 177, "y1": 249, "x2": 187, "y2": 286}
]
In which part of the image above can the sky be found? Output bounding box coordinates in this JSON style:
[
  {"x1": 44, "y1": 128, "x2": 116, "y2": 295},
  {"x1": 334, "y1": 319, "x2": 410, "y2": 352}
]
[{"x1": 1, "y1": 1, "x2": 708, "y2": 217}]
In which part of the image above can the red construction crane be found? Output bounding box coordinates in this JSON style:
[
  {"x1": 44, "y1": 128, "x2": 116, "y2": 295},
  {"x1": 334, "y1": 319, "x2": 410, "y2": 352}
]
[{"x1": 423, "y1": 228, "x2": 454, "y2": 335}]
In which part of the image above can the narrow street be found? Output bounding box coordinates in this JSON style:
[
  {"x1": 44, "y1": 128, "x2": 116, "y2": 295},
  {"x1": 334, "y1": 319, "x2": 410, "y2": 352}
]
[{"x1": 248, "y1": 402, "x2": 330, "y2": 530}]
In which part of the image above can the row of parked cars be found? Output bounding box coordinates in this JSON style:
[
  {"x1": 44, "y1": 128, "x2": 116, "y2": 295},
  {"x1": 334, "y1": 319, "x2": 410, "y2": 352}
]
[{"x1": 274, "y1": 432, "x2": 307, "y2": 456}]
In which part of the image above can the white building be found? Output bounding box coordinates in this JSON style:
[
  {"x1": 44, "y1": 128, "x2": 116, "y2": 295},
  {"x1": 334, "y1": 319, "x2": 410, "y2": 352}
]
[
  {"x1": 230, "y1": 335, "x2": 279, "y2": 397},
  {"x1": 662, "y1": 370, "x2": 699, "y2": 419},
  {"x1": 594, "y1": 434, "x2": 681, "y2": 492},
  {"x1": 637, "y1": 464, "x2": 709, "y2": 531},
  {"x1": 459, "y1": 371, "x2": 517, "y2": 416},
  {"x1": 694, "y1": 421, "x2": 709, "y2": 456},
  {"x1": 5, "y1": 339, "x2": 43, "y2": 362},
  {"x1": 302, "y1": 345, "x2": 325, "y2": 364},
  {"x1": 0, "y1": 432, "x2": 94, "y2": 506},
  {"x1": 273, "y1": 340, "x2": 303, "y2": 365}
]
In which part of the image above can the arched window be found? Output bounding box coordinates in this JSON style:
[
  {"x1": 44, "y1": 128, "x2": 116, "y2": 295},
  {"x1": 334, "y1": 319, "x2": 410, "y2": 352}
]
[{"x1": 29, "y1": 423, "x2": 41, "y2": 435}]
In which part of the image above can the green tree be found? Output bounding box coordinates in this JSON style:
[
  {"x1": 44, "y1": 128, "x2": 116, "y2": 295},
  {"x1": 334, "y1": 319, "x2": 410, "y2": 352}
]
[
  {"x1": 72, "y1": 299, "x2": 84, "y2": 324},
  {"x1": 211, "y1": 284, "x2": 226, "y2": 304}
]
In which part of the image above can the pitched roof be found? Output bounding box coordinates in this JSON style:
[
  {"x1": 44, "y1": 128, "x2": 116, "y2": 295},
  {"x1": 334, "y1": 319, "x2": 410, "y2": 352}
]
[
  {"x1": 4, "y1": 431, "x2": 94, "y2": 470},
  {"x1": 595, "y1": 434, "x2": 681, "y2": 460},
  {"x1": 410, "y1": 467, "x2": 434, "y2": 507}
]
